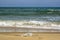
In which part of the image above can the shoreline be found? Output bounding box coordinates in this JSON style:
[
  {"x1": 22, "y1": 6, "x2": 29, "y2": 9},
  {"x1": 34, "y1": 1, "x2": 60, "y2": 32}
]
[{"x1": 0, "y1": 26, "x2": 60, "y2": 32}]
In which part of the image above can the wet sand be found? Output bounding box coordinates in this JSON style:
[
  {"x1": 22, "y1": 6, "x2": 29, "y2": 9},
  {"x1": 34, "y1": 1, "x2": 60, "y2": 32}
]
[{"x1": 0, "y1": 32, "x2": 60, "y2": 40}]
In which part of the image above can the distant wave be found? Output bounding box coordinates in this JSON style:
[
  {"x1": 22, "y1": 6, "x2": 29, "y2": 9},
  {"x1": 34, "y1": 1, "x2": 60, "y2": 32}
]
[{"x1": 0, "y1": 8, "x2": 60, "y2": 16}]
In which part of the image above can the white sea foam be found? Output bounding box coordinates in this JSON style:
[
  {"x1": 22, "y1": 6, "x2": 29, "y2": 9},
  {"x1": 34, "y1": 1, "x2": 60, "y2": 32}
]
[
  {"x1": 0, "y1": 20, "x2": 60, "y2": 28},
  {"x1": 0, "y1": 21, "x2": 15, "y2": 27}
]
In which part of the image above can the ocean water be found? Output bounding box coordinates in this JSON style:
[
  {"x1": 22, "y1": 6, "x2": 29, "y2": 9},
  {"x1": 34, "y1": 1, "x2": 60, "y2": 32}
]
[{"x1": 0, "y1": 7, "x2": 60, "y2": 27}]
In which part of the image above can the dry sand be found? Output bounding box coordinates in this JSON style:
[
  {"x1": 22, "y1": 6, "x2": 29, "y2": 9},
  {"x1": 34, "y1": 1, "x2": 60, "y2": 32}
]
[{"x1": 0, "y1": 32, "x2": 60, "y2": 40}]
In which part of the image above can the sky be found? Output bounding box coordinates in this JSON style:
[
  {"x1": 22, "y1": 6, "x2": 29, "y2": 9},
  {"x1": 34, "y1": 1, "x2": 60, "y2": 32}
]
[{"x1": 0, "y1": 0, "x2": 60, "y2": 7}]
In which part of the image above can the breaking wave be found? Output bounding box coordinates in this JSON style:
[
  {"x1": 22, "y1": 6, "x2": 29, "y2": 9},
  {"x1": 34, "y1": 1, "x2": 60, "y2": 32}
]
[{"x1": 0, "y1": 20, "x2": 60, "y2": 27}]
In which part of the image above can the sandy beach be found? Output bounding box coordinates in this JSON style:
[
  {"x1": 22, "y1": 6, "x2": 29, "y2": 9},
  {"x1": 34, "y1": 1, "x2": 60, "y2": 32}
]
[{"x1": 0, "y1": 32, "x2": 60, "y2": 40}]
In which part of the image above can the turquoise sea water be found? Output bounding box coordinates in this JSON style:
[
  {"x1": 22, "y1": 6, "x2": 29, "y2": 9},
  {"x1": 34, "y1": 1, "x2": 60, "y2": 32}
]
[{"x1": 0, "y1": 7, "x2": 60, "y2": 22}]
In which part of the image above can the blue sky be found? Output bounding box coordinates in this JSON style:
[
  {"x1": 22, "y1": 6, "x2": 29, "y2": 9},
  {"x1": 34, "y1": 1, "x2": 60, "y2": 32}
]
[{"x1": 0, "y1": 0, "x2": 60, "y2": 7}]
